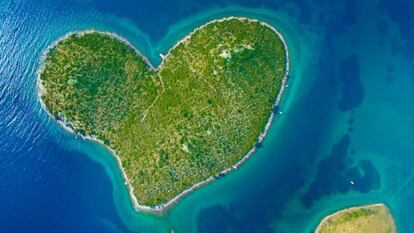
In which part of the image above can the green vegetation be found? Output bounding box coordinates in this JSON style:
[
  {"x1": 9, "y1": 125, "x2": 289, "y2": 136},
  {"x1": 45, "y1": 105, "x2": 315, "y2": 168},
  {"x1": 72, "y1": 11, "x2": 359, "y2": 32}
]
[
  {"x1": 316, "y1": 204, "x2": 397, "y2": 233},
  {"x1": 39, "y1": 18, "x2": 287, "y2": 206}
]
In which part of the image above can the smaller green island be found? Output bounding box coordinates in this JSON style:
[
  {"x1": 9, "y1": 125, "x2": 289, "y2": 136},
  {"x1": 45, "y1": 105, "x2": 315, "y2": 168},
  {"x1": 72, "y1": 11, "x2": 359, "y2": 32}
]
[{"x1": 315, "y1": 203, "x2": 397, "y2": 233}]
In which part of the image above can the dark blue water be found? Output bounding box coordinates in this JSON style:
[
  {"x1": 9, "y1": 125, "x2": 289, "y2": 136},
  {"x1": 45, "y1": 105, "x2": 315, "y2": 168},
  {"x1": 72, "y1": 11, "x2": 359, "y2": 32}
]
[{"x1": 1, "y1": 0, "x2": 414, "y2": 232}]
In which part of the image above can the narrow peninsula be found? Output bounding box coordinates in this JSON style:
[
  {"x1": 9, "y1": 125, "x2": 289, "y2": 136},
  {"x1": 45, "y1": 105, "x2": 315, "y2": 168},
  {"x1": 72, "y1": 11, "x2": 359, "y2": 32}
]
[
  {"x1": 315, "y1": 203, "x2": 397, "y2": 233},
  {"x1": 38, "y1": 17, "x2": 289, "y2": 212}
]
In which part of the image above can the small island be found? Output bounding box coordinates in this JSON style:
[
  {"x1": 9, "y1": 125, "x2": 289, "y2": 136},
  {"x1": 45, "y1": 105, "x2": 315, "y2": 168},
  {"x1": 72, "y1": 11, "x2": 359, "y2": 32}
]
[
  {"x1": 315, "y1": 203, "x2": 397, "y2": 233},
  {"x1": 38, "y1": 17, "x2": 289, "y2": 212}
]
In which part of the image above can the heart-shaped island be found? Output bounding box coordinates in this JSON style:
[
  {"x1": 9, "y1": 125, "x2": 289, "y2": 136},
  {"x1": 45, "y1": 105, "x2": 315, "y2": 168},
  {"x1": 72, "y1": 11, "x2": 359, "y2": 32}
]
[{"x1": 38, "y1": 17, "x2": 289, "y2": 213}]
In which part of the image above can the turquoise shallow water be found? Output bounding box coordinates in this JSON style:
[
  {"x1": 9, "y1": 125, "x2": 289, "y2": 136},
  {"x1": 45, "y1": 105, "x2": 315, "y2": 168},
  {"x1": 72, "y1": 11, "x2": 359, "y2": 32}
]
[{"x1": 1, "y1": 0, "x2": 414, "y2": 232}]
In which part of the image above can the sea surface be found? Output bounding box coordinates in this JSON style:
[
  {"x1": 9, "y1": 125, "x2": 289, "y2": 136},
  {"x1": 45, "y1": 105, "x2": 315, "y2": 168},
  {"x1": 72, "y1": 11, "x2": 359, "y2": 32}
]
[{"x1": 1, "y1": 0, "x2": 414, "y2": 232}]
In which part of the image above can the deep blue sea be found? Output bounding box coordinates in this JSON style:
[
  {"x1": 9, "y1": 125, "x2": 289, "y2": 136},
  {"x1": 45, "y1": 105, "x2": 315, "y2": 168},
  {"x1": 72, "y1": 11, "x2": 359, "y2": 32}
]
[{"x1": 1, "y1": 0, "x2": 414, "y2": 232}]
